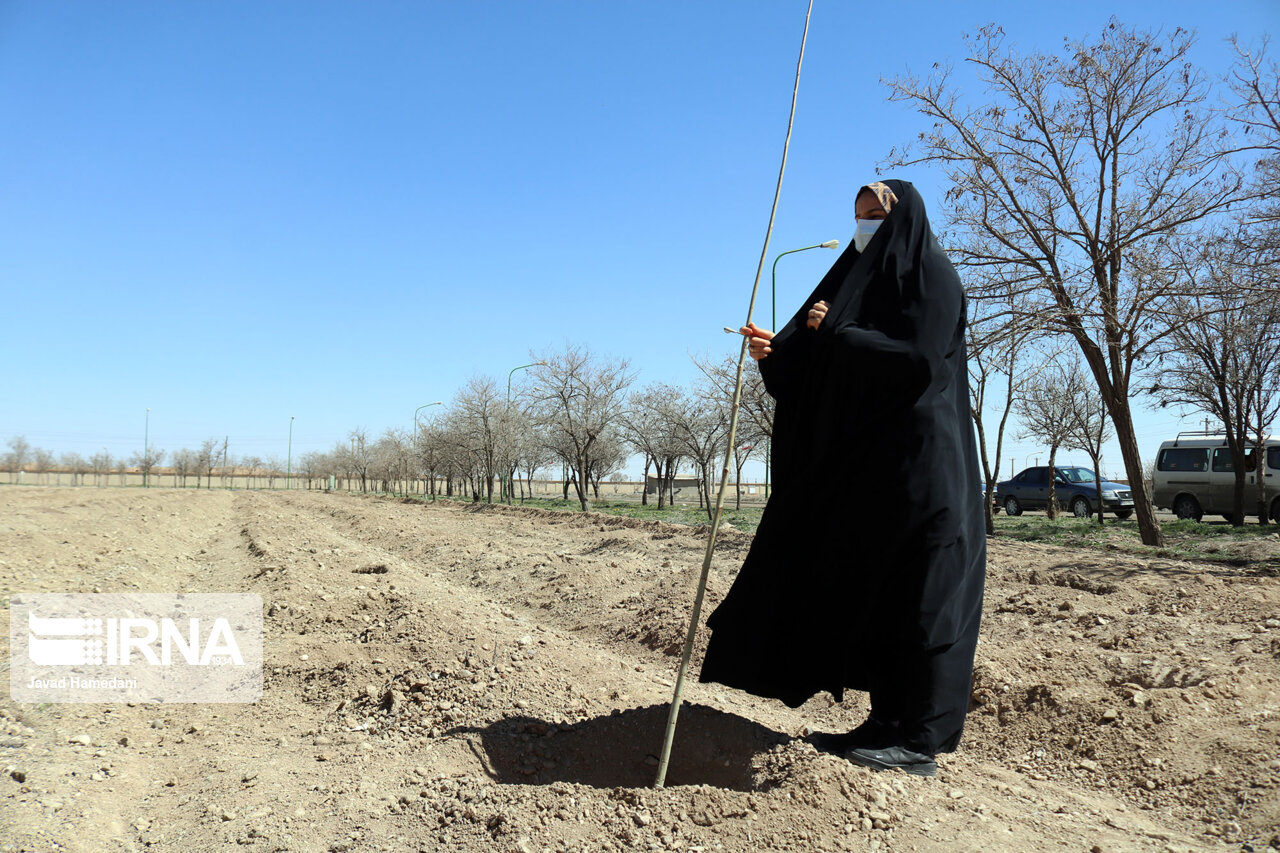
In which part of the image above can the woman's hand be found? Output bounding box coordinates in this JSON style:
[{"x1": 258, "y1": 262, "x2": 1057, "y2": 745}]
[
  {"x1": 806, "y1": 300, "x2": 830, "y2": 330},
  {"x1": 740, "y1": 323, "x2": 775, "y2": 361}
]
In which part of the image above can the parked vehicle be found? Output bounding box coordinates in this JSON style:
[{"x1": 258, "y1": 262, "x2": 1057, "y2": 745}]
[
  {"x1": 994, "y1": 466, "x2": 1135, "y2": 518},
  {"x1": 1151, "y1": 433, "x2": 1280, "y2": 522}
]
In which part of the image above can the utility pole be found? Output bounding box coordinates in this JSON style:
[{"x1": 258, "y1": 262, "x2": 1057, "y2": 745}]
[{"x1": 143, "y1": 408, "x2": 150, "y2": 488}]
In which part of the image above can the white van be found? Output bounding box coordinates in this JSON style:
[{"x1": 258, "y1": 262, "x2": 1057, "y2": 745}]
[{"x1": 1152, "y1": 433, "x2": 1280, "y2": 522}]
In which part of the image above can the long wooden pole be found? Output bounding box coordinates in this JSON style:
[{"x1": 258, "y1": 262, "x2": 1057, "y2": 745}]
[{"x1": 654, "y1": 0, "x2": 815, "y2": 788}]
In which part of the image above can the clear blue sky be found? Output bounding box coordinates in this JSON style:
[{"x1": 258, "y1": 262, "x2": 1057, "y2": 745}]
[{"x1": 2, "y1": 1, "x2": 1275, "y2": 480}]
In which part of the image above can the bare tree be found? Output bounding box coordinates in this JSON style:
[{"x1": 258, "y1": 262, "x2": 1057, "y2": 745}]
[
  {"x1": 434, "y1": 410, "x2": 485, "y2": 500},
  {"x1": 1228, "y1": 36, "x2": 1280, "y2": 240},
  {"x1": 621, "y1": 383, "x2": 685, "y2": 509},
  {"x1": 966, "y1": 288, "x2": 1042, "y2": 532},
  {"x1": 297, "y1": 451, "x2": 324, "y2": 490},
  {"x1": 1014, "y1": 359, "x2": 1077, "y2": 519},
  {"x1": 728, "y1": 441, "x2": 761, "y2": 510},
  {"x1": 368, "y1": 430, "x2": 412, "y2": 495},
  {"x1": 530, "y1": 345, "x2": 635, "y2": 512},
  {"x1": 263, "y1": 455, "x2": 284, "y2": 490},
  {"x1": 672, "y1": 376, "x2": 731, "y2": 520},
  {"x1": 59, "y1": 452, "x2": 87, "y2": 486},
  {"x1": 1226, "y1": 39, "x2": 1280, "y2": 523},
  {"x1": 414, "y1": 420, "x2": 449, "y2": 500},
  {"x1": 429, "y1": 416, "x2": 475, "y2": 499},
  {"x1": 242, "y1": 455, "x2": 263, "y2": 489},
  {"x1": 197, "y1": 438, "x2": 220, "y2": 489},
  {"x1": 130, "y1": 446, "x2": 164, "y2": 488},
  {"x1": 586, "y1": 431, "x2": 627, "y2": 502},
  {"x1": 90, "y1": 449, "x2": 112, "y2": 487},
  {"x1": 6, "y1": 435, "x2": 30, "y2": 482},
  {"x1": 1248, "y1": 325, "x2": 1280, "y2": 524},
  {"x1": 693, "y1": 354, "x2": 768, "y2": 509},
  {"x1": 886, "y1": 21, "x2": 1242, "y2": 546},
  {"x1": 512, "y1": 417, "x2": 552, "y2": 503},
  {"x1": 497, "y1": 399, "x2": 534, "y2": 505},
  {"x1": 171, "y1": 449, "x2": 196, "y2": 488},
  {"x1": 32, "y1": 448, "x2": 55, "y2": 485},
  {"x1": 452, "y1": 376, "x2": 506, "y2": 503},
  {"x1": 1149, "y1": 240, "x2": 1280, "y2": 524},
  {"x1": 347, "y1": 428, "x2": 372, "y2": 493}
]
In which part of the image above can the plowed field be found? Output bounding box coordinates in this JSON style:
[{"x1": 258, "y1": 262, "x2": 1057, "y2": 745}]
[{"x1": 2, "y1": 487, "x2": 1278, "y2": 852}]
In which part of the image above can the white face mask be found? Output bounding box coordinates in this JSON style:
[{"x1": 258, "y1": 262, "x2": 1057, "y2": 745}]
[{"x1": 853, "y1": 218, "x2": 883, "y2": 252}]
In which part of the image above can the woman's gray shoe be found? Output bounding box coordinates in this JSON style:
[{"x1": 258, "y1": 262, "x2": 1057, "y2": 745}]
[{"x1": 844, "y1": 745, "x2": 938, "y2": 777}]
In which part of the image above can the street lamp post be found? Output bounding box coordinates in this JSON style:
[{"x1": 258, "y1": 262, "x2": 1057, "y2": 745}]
[
  {"x1": 286, "y1": 415, "x2": 295, "y2": 490},
  {"x1": 764, "y1": 240, "x2": 838, "y2": 499},
  {"x1": 414, "y1": 402, "x2": 443, "y2": 500},
  {"x1": 507, "y1": 362, "x2": 546, "y2": 403},
  {"x1": 504, "y1": 362, "x2": 546, "y2": 502},
  {"x1": 143, "y1": 408, "x2": 150, "y2": 489}
]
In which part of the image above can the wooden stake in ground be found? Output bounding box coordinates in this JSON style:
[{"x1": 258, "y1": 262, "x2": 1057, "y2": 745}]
[{"x1": 654, "y1": 0, "x2": 815, "y2": 789}]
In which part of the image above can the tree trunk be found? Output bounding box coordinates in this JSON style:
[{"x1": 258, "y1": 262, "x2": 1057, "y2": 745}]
[
  {"x1": 1109, "y1": 401, "x2": 1164, "y2": 546},
  {"x1": 974, "y1": 414, "x2": 996, "y2": 535},
  {"x1": 1046, "y1": 446, "x2": 1059, "y2": 520},
  {"x1": 733, "y1": 451, "x2": 743, "y2": 511},
  {"x1": 1256, "y1": 447, "x2": 1269, "y2": 525},
  {"x1": 573, "y1": 457, "x2": 590, "y2": 511}
]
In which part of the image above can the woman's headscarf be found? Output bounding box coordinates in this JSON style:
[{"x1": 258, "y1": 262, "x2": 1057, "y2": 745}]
[{"x1": 859, "y1": 181, "x2": 898, "y2": 215}]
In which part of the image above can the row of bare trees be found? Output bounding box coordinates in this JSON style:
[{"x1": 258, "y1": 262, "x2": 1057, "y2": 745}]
[
  {"x1": 889, "y1": 22, "x2": 1280, "y2": 541},
  {"x1": 1, "y1": 435, "x2": 292, "y2": 488},
  {"x1": 1, "y1": 344, "x2": 771, "y2": 512},
  {"x1": 288, "y1": 346, "x2": 773, "y2": 517}
]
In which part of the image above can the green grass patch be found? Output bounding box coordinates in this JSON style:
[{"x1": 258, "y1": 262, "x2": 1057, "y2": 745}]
[
  {"x1": 993, "y1": 512, "x2": 1279, "y2": 567},
  {"x1": 391, "y1": 492, "x2": 1276, "y2": 566},
  {"x1": 398, "y1": 492, "x2": 765, "y2": 534}
]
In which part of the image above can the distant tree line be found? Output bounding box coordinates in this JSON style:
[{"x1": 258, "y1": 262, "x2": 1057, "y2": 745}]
[
  {"x1": 1, "y1": 434, "x2": 293, "y2": 490},
  {"x1": 2, "y1": 346, "x2": 773, "y2": 519},
  {"x1": 292, "y1": 345, "x2": 771, "y2": 517}
]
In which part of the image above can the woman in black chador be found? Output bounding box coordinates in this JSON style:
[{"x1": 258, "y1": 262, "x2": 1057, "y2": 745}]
[{"x1": 699, "y1": 179, "x2": 986, "y2": 778}]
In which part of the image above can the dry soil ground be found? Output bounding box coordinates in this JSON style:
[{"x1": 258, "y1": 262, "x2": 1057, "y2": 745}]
[{"x1": 1, "y1": 487, "x2": 1278, "y2": 853}]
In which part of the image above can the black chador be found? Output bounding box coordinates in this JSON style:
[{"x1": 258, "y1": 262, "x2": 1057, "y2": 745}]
[{"x1": 699, "y1": 179, "x2": 986, "y2": 759}]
